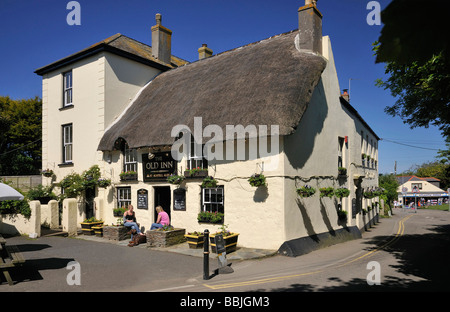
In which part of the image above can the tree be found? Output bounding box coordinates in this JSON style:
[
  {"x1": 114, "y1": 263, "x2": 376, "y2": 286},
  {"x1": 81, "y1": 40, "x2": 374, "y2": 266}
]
[
  {"x1": 374, "y1": 0, "x2": 450, "y2": 140},
  {"x1": 0, "y1": 96, "x2": 42, "y2": 175},
  {"x1": 379, "y1": 174, "x2": 399, "y2": 210}
]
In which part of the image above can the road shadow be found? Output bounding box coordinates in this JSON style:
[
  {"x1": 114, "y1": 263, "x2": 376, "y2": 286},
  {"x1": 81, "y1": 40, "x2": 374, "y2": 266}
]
[{"x1": 253, "y1": 223, "x2": 450, "y2": 292}]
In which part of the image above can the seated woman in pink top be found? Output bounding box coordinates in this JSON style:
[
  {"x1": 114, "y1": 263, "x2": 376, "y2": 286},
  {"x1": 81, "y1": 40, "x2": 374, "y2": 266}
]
[{"x1": 151, "y1": 205, "x2": 170, "y2": 230}]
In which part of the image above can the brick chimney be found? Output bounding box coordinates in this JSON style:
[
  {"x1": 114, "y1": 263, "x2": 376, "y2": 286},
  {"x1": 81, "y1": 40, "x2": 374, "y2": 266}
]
[
  {"x1": 298, "y1": 0, "x2": 323, "y2": 55},
  {"x1": 198, "y1": 44, "x2": 213, "y2": 60},
  {"x1": 151, "y1": 13, "x2": 172, "y2": 65}
]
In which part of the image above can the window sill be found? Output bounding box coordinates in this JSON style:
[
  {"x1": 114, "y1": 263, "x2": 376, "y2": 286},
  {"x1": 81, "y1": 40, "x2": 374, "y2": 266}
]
[
  {"x1": 58, "y1": 162, "x2": 74, "y2": 167},
  {"x1": 59, "y1": 104, "x2": 74, "y2": 111}
]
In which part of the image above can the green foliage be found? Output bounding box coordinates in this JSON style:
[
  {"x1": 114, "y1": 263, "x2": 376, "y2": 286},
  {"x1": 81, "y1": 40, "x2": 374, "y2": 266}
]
[
  {"x1": 26, "y1": 184, "x2": 57, "y2": 201},
  {"x1": 319, "y1": 187, "x2": 334, "y2": 198},
  {"x1": 374, "y1": 49, "x2": 450, "y2": 139},
  {"x1": 201, "y1": 176, "x2": 218, "y2": 188},
  {"x1": 379, "y1": 174, "x2": 399, "y2": 208},
  {"x1": 0, "y1": 96, "x2": 42, "y2": 175},
  {"x1": 59, "y1": 165, "x2": 110, "y2": 199},
  {"x1": 296, "y1": 185, "x2": 316, "y2": 198},
  {"x1": 82, "y1": 217, "x2": 102, "y2": 223},
  {"x1": 167, "y1": 174, "x2": 185, "y2": 185},
  {"x1": 197, "y1": 211, "x2": 224, "y2": 223},
  {"x1": 334, "y1": 187, "x2": 350, "y2": 198},
  {"x1": 248, "y1": 174, "x2": 266, "y2": 187},
  {"x1": 0, "y1": 199, "x2": 31, "y2": 218}
]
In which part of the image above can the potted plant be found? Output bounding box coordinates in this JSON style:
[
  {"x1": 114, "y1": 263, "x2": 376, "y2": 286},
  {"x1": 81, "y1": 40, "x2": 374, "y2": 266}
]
[
  {"x1": 319, "y1": 187, "x2": 335, "y2": 198},
  {"x1": 334, "y1": 187, "x2": 350, "y2": 198},
  {"x1": 201, "y1": 176, "x2": 218, "y2": 188},
  {"x1": 80, "y1": 217, "x2": 104, "y2": 235},
  {"x1": 337, "y1": 210, "x2": 348, "y2": 222},
  {"x1": 338, "y1": 167, "x2": 347, "y2": 176},
  {"x1": 97, "y1": 177, "x2": 111, "y2": 188},
  {"x1": 209, "y1": 224, "x2": 239, "y2": 254},
  {"x1": 184, "y1": 167, "x2": 208, "y2": 178},
  {"x1": 197, "y1": 211, "x2": 224, "y2": 224},
  {"x1": 184, "y1": 231, "x2": 205, "y2": 249},
  {"x1": 248, "y1": 174, "x2": 267, "y2": 187},
  {"x1": 92, "y1": 225, "x2": 103, "y2": 237},
  {"x1": 296, "y1": 185, "x2": 316, "y2": 198},
  {"x1": 113, "y1": 207, "x2": 127, "y2": 217},
  {"x1": 120, "y1": 171, "x2": 137, "y2": 181},
  {"x1": 167, "y1": 174, "x2": 185, "y2": 185}
]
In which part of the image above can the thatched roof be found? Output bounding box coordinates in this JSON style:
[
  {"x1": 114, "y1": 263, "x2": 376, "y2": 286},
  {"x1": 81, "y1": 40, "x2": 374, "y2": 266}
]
[{"x1": 98, "y1": 30, "x2": 327, "y2": 151}]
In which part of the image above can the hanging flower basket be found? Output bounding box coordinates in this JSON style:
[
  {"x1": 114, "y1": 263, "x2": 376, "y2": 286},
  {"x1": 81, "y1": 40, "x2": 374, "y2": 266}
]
[
  {"x1": 319, "y1": 187, "x2": 335, "y2": 198},
  {"x1": 248, "y1": 174, "x2": 267, "y2": 187},
  {"x1": 167, "y1": 174, "x2": 185, "y2": 185},
  {"x1": 41, "y1": 169, "x2": 54, "y2": 177},
  {"x1": 334, "y1": 187, "x2": 350, "y2": 198},
  {"x1": 201, "y1": 176, "x2": 218, "y2": 188},
  {"x1": 97, "y1": 178, "x2": 111, "y2": 188},
  {"x1": 296, "y1": 185, "x2": 316, "y2": 198}
]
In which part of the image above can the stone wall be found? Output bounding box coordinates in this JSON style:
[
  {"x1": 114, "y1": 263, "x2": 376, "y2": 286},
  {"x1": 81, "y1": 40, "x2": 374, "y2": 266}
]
[{"x1": 146, "y1": 228, "x2": 186, "y2": 247}]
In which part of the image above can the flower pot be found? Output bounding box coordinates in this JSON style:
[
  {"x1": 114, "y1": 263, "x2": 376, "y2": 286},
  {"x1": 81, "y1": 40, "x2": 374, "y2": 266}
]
[
  {"x1": 80, "y1": 221, "x2": 103, "y2": 235},
  {"x1": 209, "y1": 233, "x2": 239, "y2": 254},
  {"x1": 92, "y1": 226, "x2": 103, "y2": 237},
  {"x1": 184, "y1": 170, "x2": 208, "y2": 178},
  {"x1": 184, "y1": 234, "x2": 205, "y2": 249},
  {"x1": 120, "y1": 174, "x2": 137, "y2": 181}
]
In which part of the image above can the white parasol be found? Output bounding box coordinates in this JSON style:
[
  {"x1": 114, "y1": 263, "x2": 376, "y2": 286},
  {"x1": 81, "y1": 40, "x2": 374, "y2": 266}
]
[{"x1": 0, "y1": 182, "x2": 24, "y2": 201}]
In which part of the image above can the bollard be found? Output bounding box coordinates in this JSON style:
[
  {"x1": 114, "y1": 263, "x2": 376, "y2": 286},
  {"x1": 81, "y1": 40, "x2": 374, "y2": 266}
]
[{"x1": 203, "y1": 229, "x2": 210, "y2": 280}]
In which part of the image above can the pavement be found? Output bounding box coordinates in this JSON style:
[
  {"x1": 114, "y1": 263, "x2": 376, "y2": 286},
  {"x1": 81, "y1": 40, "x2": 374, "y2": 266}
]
[{"x1": 76, "y1": 232, "x2": 278, "y2": 261}]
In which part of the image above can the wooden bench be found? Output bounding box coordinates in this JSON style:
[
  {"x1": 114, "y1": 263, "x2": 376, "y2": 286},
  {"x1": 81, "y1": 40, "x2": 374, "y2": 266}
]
[{"x1": 0, "y1": 235, "x2": 25, "y2": 286}]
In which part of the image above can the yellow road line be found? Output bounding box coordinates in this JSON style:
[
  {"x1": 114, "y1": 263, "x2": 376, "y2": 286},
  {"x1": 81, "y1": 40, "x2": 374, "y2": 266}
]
[
  {"x1": 203, "y1": 270, "x2": 322, "y2": 290},
  {"x1": 203, "y1": 214, "x2": 413, "y2": 290},
  {"x1": 338, "y1": 214, "x2": 413, "y2": 267}
]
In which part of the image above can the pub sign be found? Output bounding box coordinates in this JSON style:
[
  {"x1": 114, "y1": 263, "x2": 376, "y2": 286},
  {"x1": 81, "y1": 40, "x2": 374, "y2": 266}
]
[{"x1": 143, "y1": 152, "x2": 177, "y2": 182}]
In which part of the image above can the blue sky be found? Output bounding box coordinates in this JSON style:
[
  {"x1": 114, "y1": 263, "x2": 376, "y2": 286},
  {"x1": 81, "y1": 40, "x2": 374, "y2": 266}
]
[{"x1": 0, "y1": 0, "x2": 446, "y2": 174}]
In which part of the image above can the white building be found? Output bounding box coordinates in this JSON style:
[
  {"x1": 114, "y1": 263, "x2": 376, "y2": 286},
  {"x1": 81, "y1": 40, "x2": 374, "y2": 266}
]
[{"x1": 36, "y1": 2, "x2": 380, "y2": 256}]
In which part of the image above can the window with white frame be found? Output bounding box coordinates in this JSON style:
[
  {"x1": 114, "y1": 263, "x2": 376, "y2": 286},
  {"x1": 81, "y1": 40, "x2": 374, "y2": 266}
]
[
  {"x1": 123, "y1": 143, "x2": 137, "y2": 172},
  {"x1": 63, "y1": 71, "x2": 73, "y2": 107},
  {"x1": 62, "y1": 124, "x2": 73, "y2": 163},
  {"x1": 188, "y1": 135, "x2": 208, "y2": 170},
  {"x1": 202, "y1": 186, "x2": 224, "y2": 214},
  {"x1": 117, "y1": 187, "x2": 131, "y2": 208}
]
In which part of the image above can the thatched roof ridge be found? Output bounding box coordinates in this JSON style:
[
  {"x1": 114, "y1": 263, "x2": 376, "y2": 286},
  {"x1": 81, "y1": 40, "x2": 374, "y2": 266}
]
[{"x1": 98, "y1": 30, "x2": 327, "y2": 151}]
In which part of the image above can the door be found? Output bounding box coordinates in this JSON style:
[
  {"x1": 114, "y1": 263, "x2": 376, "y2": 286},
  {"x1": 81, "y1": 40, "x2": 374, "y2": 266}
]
[
  {"x1": 154, "y1": 186, "x2": 171, "y2": 223},
  {"x1": 85, "y1": 188, "x2": 95, "y2": 219}
]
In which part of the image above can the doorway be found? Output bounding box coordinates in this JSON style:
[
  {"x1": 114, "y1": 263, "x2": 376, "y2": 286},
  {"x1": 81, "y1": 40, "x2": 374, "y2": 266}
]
[
  {"x1": 85, "y1": 188, "x2": 95, "y2": 219},
  {"x1": 154, "y1": 186, "x2": 171, "y2": 223}
]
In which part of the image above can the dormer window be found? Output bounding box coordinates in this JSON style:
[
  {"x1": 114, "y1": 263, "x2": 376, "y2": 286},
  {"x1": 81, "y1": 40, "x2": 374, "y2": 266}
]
[{"x1": 63, "y1": 71, "x2": 73, "y2": 107}]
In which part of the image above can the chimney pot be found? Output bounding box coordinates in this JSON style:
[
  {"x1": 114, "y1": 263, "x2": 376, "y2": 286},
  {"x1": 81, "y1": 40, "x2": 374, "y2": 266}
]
[
  {"x1": 151, "y1": 13, "x2": 172, "y2": 65},
  {"x1": 342, "y1": 89, "x2": 350, "y2": 102},
  {"x1": 198, "y1": 44, "x2": 213, "y2": 60}
]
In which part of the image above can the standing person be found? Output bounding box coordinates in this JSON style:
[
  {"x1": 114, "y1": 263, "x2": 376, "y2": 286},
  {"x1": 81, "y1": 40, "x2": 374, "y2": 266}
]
[
  {"x1": 123, "y1": 205, "x2": 143, "y2": 237},
  {"x1": 151, "y1": 206, "x2": 170, "y2": 230}
]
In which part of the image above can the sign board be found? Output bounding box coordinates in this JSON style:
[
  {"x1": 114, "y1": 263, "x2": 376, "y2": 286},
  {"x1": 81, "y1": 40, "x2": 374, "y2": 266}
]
[
  {"x1": 143, "y1": 152, "x2": 177, "y2": 182},
  {"x1": 137, "y1": 189, "x2": 148, "y2": 209},
  {"x1": 412, "y1": 186, "x2": 419, "y2": 193},
  {"x1": 173, "y1": 188, "x2": 186, "y2": 211},
  {"x1": 214, "y1": 234, "x2": 226, "y2": 254}
]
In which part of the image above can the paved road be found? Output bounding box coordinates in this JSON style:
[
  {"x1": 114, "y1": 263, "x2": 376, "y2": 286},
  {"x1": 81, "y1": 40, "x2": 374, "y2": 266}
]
[{"x1": 1, "y1": 208, "x2": 449, "y2": 295}]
